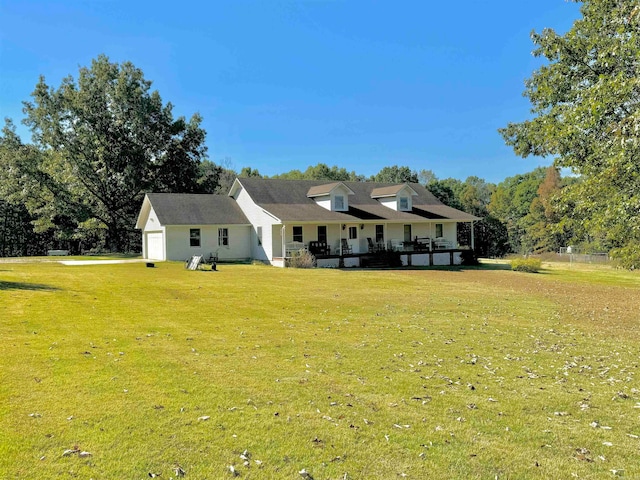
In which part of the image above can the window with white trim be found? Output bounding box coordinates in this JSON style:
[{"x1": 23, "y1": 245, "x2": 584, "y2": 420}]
[
  {"x1": 399, "y1": 196, "x2": 409, "y2": 210},
  {"x1": 218, "y1": 227, "x2": 229, "y2": 246},
  {"x1": 375, "y1": 224, "x2": 384, "y2": 244},
  {"x1": 348, "y1": 226, "x2": 357, "y2": 239},
  {"x1": 190, "y1": 228, "x2": 201, "y2": 247},
  {"x1": 317, "y1": 225, "x2": 327, "y2": 243},
  {"x1": 334, "y1": 195, "x2": 345, "y2": 210},
  {"x1": 435, "y1": 223, "x2": 443, "y2": 238},
  {"x1": 293, "y1": 226, "x2": 303, "y2": 243}
]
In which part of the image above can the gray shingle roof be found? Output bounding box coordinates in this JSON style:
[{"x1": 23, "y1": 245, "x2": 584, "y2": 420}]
[
  {"x1": 236, "y1": 178, "x2": 480, "y2": 222},
  {"x1": 146, "y1": 193, "x2": 249, "y2": 225},
  {"x1": 370, "y1": 184, "x2": 416, "y2": 198}
]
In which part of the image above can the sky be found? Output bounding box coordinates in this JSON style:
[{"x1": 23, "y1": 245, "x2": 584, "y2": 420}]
[{"x1": 0, "y1": 0, "x2": 582, "y2": 184}]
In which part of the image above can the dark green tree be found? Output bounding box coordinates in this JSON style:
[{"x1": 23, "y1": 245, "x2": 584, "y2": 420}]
[
  {"x1": 371, "y1": 165, "x2": 418, "y2": 183},
  {"x1": 488, "y1": 168, "x2": 547, "y2": 253},
  {"x1": 21, "y1": 55, "x2": 208, "y2": 251},
  {"x1": 273, "y1": 163, "x2": 362, "y2": 181},
  {"x1": 500, "y1": 0, "x2": 640, "y2": 267}
]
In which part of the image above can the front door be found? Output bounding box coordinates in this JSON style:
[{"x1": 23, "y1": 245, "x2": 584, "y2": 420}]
[
  {"x1": 403, "y1": 225, "x2": 412, "y2": 243},
  {"x1": 317, "y1": 225, "x2": 327, "y2": 243}
]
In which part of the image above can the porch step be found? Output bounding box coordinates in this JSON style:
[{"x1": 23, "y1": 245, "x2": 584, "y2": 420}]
[{"x1": 361, "y1": 255, "x2": 392, "y2": 268}]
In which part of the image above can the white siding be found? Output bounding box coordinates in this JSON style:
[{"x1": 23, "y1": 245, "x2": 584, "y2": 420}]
[
  {"x1": 164, "y1": 225, "x2": 251, "y2": 261},
  {"x1": 380, "y1": 198, "x2": 397, "y2": 211},
  {"x1": 313, "y1": 195, "x2": 331, "y2": 211},
  {"x1": 233, "y1": 186, "x2": 281, "y2": 261}
]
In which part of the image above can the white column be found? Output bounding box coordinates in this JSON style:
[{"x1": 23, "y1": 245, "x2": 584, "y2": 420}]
[{"x1": 470, "y1": 221, "x2": 475, "y2": 250}]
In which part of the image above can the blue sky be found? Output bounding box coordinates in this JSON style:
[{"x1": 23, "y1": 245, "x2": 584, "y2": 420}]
[{"x1": 0, "y1": 0, "x2": 581, "y2": 183}]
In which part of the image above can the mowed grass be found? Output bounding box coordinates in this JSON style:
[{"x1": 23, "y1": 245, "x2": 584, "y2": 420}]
[{"x1": 1, "y1": 261, "x2": 639, "y2": 479}]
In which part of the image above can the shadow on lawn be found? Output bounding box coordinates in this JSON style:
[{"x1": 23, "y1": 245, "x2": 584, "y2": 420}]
[{"x1": 0, "y1": 280, "x2": 60, "y2": 292}]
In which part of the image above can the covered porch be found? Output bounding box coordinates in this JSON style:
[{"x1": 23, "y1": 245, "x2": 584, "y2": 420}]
[{"x1": 272, "y1": 220, "x2": 475, "y2": 267}]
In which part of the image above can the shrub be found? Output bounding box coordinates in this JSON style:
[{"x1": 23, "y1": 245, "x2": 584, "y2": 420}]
[
  {"x1": 287, "y1": 249, "x2": 316, "y2": 268},
  {"x1": 510, "y1": 257, "x2": 542, "y2": 273},
  {"x1": 610, "y1": 244, "x2": 640, "y2": 270},
  {"x1": 460, "y1": 249, "x2": 479, "y2": 266}
]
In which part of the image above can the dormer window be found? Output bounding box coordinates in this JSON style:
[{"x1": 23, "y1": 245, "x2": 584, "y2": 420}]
[
  {"x1": 371, "y1": 184, "x2": 418, "y2": 212},
  {"x1": 307, "y1": 182, "x2": 354, "y2": 212}
]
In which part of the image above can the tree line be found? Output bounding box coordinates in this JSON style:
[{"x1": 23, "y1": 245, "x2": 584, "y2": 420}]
[{"x1": 2, "y1": 0, "x2": 638, "y2": 266}]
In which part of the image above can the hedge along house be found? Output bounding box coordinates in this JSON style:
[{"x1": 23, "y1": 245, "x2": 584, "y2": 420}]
[{"x1": 136, "y1": 178, "x2": 481, "y2": 267}]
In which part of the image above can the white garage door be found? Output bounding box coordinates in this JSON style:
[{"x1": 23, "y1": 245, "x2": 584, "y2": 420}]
[{"x1": 146, "y1": 232, "x2": 164, "y2": 260}]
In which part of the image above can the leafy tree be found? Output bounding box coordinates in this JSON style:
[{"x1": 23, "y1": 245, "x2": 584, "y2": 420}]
[
  {"x1": 417, "y1": 168, "x2": 437, "y2": 186},
  {"x1": 21, "y1": 55, "x2": 208, "y2": 251},
  {"x1": 488, "y1": 168, "x2": 547, "y2": 253},
  {"x1": 499, "y1": 0, "x2": 640, "y2": 266},
  {"x1": 427, "y1": 179, "x2": 464, "y2": 210},
  {"x1": 0, "y1": 120, "x2": 59, "y2": 255},
  {"x1": 239, "y1": 166, "x2": 262, "y2": 178},
  {"x1": 371, "y1": 165, "x2": 418, "y2": 183},
  {"x1": 273, "y1": 163, "x2": 363, "y2": 181},
  {"x1": 519, "y1": 167, "x2": 569, "y2": 253}
]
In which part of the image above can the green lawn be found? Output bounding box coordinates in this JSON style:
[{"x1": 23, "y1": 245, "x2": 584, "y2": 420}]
[{"x1": 1, "y1": 261, "x2": 639, "y2": 479}]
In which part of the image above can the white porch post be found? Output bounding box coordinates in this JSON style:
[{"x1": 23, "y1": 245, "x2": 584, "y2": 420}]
[
  {"x1": 430, "y1": 222, "x2": 433, "y2": 250},
  {"x1": 282, "y1": 225, "x2": 286, "y2": 257},
  {"x1": 470, "y1": 221, "x2": 475, "y2": 250}
]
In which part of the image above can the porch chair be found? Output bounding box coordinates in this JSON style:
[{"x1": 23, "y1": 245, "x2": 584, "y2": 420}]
[
  {"x1": 341, "y1": 238, "x2": 353, "y2": 255},
  {"x1": 367, "y1": 237, "x2": 376, "y2": 253}
]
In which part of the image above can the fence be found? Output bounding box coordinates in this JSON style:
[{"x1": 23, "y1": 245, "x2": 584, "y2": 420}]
[{"x1": 556, "y1": 252, "x2": 610, "y2": 264}]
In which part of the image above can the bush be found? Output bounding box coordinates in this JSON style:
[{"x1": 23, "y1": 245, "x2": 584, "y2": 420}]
[
  {"x1": 610, "y1": 243, "x2": 640, "y2": 270},
  {"x1": 460, "y1": 249, "x2": 479, "y2": 266},
  {"x1": 287, "y1": 249, "x2": 316, "y2": 268},
  {"x1": 510, "y1": 257, "x2": 542, "y2": 273}
]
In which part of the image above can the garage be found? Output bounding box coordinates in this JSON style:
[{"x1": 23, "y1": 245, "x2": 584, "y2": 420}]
[{"x1": 145, "y1": 232, "x2": 164, "y2": 260}]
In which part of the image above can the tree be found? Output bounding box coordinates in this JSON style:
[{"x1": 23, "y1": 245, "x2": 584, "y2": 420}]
[
  {"x1": 488, "y1": 168, "x2": 547, "y2": 253},
  {"x1": 273, "y1": 163, "x2": 362, "y2": 181},
  {"x1": 239, "y1": 166, "x2": 262, "y2": 178},
  {"x1": 371, "y1": 165, "x2": 418, "y2": 183},
  {"x1": 500, "y1": 0, "x2": 640, "y2": 267},
  {"x1": 0, "y1": 121, "x2": 53, "y2": 256},
  {"x1": 21, "y1": 55, "x2": 208, "y2": 251},
  {"x1": 519, "y1": 167, "x2": 570, "y2": 253}
]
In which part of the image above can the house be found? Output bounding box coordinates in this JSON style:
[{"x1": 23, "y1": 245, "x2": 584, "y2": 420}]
[{"x1": 135, "y1": 178, "x2": 481, "y2": 267}]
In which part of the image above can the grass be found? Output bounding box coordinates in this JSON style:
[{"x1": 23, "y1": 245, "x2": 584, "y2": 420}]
[{"x1": 1, "y1": 261, "x2": 640, "y2": 479}]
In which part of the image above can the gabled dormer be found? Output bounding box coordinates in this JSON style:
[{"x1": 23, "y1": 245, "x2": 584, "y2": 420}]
[
  {"x1": 371, "y1": 184, "x2": 418, "y2": 212},
  {"x1": 307, "y1": 182, "x2": 355, "y2": 212}
]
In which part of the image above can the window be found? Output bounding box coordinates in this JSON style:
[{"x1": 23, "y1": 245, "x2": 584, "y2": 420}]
[
  {"x1": 435, "y1": 223, "x2": 443, "y2": 238},
  {"x1": 257, "y1": 226, "x2": 262, "y2": 246},
  {"x1": 293, "y1": 226, "x2": 303, "y2": 243},
  {"x1": 317, "y1": 225, "x2": 327, "y2": 243},
  {"x1": 218, "y1": 227, "x2": 229, "y2": 246},
  {"x1": 399, "y1": 196, "x2": 409, "y2": 210},
  {"x1": 404, "y1": 224, "x2": 412, "y2": 242},
  {"x1": 375, "y1": 224, "x2": 384, "y2": 244},
  {"x1": 334, "y1": 195, "x2": 344, "y2": 210},
  {"x1": 190, "y1": 228, "x2": 201, "y2": 247},
  {"x1": 348, "y1": 226, "x2": 357, "y2": 239}
]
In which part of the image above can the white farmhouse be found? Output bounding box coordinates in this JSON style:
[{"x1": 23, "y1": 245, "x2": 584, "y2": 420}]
[{"x1": 136, "y1": 178, "x2": 481, "y2": 267}]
